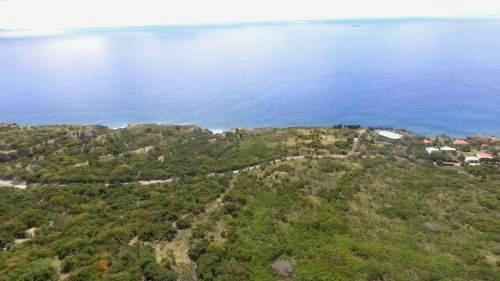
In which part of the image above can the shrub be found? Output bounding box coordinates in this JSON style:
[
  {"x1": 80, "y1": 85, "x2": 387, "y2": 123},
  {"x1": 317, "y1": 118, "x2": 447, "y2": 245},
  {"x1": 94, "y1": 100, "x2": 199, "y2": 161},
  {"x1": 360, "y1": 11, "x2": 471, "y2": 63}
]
[
  {"x1": 176, "y1": 217, "x2": 192, "y2": 230},
  {"x1": 6, "y1": 259, "x2": 58, "y2": 281}
]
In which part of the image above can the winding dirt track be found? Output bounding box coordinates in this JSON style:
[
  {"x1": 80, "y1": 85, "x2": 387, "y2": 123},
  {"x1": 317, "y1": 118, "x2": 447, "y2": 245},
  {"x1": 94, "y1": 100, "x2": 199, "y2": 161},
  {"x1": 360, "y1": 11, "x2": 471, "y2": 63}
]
[{"x1": 158, "y1": 175, "x2": 239, "y2": 281}]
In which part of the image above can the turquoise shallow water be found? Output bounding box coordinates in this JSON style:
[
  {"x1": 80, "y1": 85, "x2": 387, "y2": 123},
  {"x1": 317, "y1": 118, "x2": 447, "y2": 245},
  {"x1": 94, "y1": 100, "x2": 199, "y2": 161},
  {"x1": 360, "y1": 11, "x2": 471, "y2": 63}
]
[{"x1": 1, "y1": 19, "x2": 499, "y2": 136}]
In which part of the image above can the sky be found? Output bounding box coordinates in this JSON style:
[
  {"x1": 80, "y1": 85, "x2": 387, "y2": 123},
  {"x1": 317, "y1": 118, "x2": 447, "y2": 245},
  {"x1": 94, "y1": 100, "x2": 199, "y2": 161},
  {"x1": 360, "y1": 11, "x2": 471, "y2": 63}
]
[{"x1": 1, "y1": 0, "x2": 500, "y2": 30}]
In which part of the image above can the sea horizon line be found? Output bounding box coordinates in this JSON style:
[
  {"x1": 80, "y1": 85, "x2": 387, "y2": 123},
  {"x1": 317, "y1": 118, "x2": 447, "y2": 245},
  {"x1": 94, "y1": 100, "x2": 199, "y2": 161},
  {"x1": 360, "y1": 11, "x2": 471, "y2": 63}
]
[{"x1": 1, "y1": 15, "x2": 500, "y2": 37}]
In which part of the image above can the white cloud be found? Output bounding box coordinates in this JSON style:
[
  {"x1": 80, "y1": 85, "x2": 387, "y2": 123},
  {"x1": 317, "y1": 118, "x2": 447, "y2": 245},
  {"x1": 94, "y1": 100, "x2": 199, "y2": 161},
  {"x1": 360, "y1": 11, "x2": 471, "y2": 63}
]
[{"x1": 1, "y1": 0, "x2": 499, "y2": 30}]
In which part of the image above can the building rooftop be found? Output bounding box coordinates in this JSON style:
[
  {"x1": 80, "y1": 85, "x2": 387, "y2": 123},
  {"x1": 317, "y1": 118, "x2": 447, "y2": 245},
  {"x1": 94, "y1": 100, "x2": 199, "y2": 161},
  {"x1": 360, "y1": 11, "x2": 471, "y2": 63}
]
[
  {"x1": 466, "y1": 156, "x2": 480, "y2": 161},
  {"x1": 426, "y1": 147, "x2": 440, "y2": 154},
  {"x1": 376, "y1": 130, "x2": 402, "y2": 140},
  {"x1": 477, "y1": 152, "x2": 493, "y2": 159},
  {"x1": 423, "y1": 139, "x2": 433, "y2": 145},
  {"x1": 453, "y1": 139, "x2": 469, "y2": 145}
]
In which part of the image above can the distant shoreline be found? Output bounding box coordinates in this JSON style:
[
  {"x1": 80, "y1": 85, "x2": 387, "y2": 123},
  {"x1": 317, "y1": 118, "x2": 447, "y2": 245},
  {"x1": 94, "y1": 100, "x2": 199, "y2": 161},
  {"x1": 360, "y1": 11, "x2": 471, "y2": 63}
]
[{"x1": 2, "y1": 122, "x2": 498, "y2": 138}]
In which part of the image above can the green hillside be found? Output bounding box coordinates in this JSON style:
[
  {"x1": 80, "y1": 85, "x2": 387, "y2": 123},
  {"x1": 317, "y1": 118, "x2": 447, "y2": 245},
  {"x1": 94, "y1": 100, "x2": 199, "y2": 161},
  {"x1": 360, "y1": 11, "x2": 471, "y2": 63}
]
[{"x1": 0, "y1": 124, "x2": 498, "y2": 281}]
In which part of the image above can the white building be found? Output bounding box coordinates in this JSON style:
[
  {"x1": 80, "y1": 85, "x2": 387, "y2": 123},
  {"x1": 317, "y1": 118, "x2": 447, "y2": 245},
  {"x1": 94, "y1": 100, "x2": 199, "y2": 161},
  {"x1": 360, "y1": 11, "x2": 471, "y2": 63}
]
[
  {"x1": 440, "y1": 146, "x2": 456, "y2": 152},
  {"x1": 426, "y1": 147, "x2": 440, "y2": 154},
  {"x1": 465, "y1": 156, "x2": 480, "y2": 166},
  {"x1": 376, "y1": 130, "x2": 403, "y2": 140}
]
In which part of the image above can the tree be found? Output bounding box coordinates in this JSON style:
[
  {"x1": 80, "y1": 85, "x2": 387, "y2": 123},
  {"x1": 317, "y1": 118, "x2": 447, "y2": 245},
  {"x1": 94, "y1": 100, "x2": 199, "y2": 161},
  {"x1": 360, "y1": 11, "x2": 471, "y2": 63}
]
[{"x1": 143, "y1": 263, "x2": 177, "y2": 281}]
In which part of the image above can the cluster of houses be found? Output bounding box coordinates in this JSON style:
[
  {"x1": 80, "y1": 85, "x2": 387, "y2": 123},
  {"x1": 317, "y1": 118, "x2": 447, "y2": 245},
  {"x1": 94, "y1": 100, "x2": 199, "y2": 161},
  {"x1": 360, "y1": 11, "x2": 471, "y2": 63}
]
[
  {"x1": 424, "y1": 138, "x2": 494, "y2": 166},
  {"x1": 464, "y1": 152, "x2": 494, "y2": 166},
  {"x1": 369, "y1": 130, "x2": 496, "y2": 168}
]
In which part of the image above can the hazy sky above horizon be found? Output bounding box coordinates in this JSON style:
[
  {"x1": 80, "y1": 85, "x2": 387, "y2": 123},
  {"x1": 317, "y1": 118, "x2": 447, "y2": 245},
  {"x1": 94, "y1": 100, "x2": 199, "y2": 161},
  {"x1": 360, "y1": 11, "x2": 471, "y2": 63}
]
[{"x1": 1, "y1": 0, "x2": 500, "y2": 30}]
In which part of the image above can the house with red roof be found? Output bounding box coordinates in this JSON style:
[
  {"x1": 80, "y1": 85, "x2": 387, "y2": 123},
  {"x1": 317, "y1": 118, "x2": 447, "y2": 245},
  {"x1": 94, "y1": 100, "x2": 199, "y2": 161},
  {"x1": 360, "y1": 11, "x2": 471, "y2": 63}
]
[
  {"x1": 423, "y1": 139, "x2": 433, "y2": 145},
  {"x1": 453, "y1": 139, "x2": 469, "y2": 145},
  {"x1": 476, "y1": 152, "x2": 493, "y2": 159}
]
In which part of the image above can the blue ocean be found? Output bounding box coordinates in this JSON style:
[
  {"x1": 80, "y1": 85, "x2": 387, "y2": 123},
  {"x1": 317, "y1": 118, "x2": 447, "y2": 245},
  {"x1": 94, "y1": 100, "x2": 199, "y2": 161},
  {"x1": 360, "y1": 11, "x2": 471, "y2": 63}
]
[{"x1": 1, "y1": 19, "x2": 499, "y2": 136}]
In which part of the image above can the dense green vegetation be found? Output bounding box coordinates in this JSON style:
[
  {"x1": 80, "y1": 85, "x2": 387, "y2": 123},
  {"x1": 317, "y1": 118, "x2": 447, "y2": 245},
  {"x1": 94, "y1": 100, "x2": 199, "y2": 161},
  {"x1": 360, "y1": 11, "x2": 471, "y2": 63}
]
[
  {"x1": 0, "y1": 124, "x2": 498, "y2": 280},
  {"x1": 195, "y1": 158, "x2": 498, "y2": 280},
  {"x1": 0, "y1": 124, "x2": 285, "y2": 183},
  {"x1": 0, "y1": 175, "x2": 230, "y2": 280}
]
